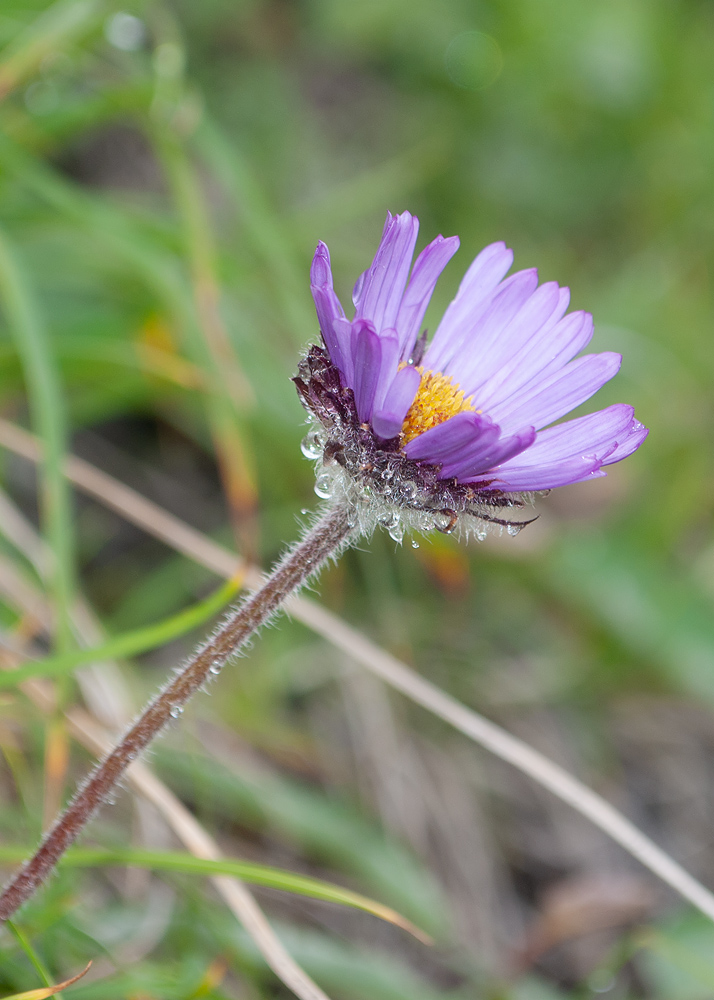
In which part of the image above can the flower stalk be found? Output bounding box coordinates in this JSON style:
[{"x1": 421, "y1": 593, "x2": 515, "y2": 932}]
[{"x1": 0, "y1": 501, "x2": 355, "y2": 923}]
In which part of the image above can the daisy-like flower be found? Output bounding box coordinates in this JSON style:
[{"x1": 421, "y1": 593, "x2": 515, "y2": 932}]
[{"x1": 295, "y1": 211, "x2": 647, "y2": 540}]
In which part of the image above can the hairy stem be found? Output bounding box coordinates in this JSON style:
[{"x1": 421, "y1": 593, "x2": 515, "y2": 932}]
[{"x1": 0, "y1": 502, "x2": 354, "y2": 922}]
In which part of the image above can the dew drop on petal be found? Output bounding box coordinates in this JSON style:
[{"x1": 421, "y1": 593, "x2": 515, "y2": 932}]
[
  {"x1": 314, "y1": 471, "x2": 334, "y2": 499},
  {"x1": 301, "y1": 431, "x2": 324, "y2": 460}
]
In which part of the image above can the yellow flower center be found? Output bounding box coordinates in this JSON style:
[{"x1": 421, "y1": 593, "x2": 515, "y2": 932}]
[{"x1": 400, "y1": 366, "x2": 476, "y2": 444}]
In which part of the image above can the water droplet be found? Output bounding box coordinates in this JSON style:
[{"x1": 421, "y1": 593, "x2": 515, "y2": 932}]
[
  {"x1": 588, "y1": 971, "x2": 617, "y2": 994},
  {"x1": 388, "y1": 521, "x2": 405, "y2": 543},
  {"x1": 105, "y1": 11, "x2": 146, "y2": 51},
  {"x1": 209, "y1": 658, "x2": 222, "y2": 675},
  {"x1": 314, "y1": 471, "x2": 334, "y2": 499},
  {"x1": 411, "y1": 539, "x2": 420, "y2": 549},
  {"x1": 169, "y1": 704, "x2": 183, "y2": 719},
  {"x1": 506, "y1": 523, "x2": 522, "y2": 536},
  {"x1": 400, "y1": 479, "x2": 418, "y2": 500},
  {"x1": 434, "y1": 511, "x2": 457, "y2": 534},
  {"x1": 378, "y1": 511, "x2": 400, "y2": 530},
  {"x1": 301, "y1": 431, "x2": 324, "y2": 460}
]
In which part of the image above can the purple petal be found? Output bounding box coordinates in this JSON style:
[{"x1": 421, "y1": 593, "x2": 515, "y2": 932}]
[
  {"x1": 311, "y1": 288, "x2": 346, "y2": 371},
  {"x1": 350, "y1": 320, "x2": 382, "y2": 422},
  {"x1": 515, "y1": 312, "x2": 594, "y2": 389},
  {"x1": 372, "y1": 365, "x2": 421, "y2": 439},
  {"x1": 435, "y1": 424, "x2": 501, "y2": 478},
  {"x1": 332, "y1": 318, "x2": 356, "y2": 384},
  {"x1": 352, "y1": 269, "x2": 366, "y2": 305},
  {"x1": 443, "y1": 426, "x2": 536, "y2": 481},
  {"x1": 503, "y1": 404, "x2": 635, "y2": 466},
  {"x1": 404, "y1": 411, "x2": 496, "y2": 462},
  {"x1": 427, "y1": 269, "x2": 539, "y2": 377},
  {"x1": 480, "y1": 310, "x2": 594, "y2": 412},
  {"x1": 311, "y1": 242, "x2": 347, "y2": 372},
  {"x1": 354, "y1": 212, "x2": 419, "y2": 332},
  {"x1": 472, "y1": 404, "x2": 648, "y2": 491},
  {"x1": 459, "y1": 282, "x2": 568, "y2": 400},
  {"x1": 395, "y1": 234, "x2": 460, "y2": 361},
  {"x1": 475, "y1": 457, "x2": 606, "y2": 492},
  {"x1": 425, "y1": 242, "x2": 514, "y2": 370},
  {"x1": 490, "y1": 352, "x2": 622, "y2": 433},
  {"x1": 601, "y1": 420, "x2": 649, "y2": 464},
  {"x1": 455, "y1": 278, "x2": 562, "y2": 395},
  {"x1": 373, "y1": 328, "x2": 400, "y2": 413},
  {"x1": 311, "y1": 240, "x2": 334, "y2": 287}
]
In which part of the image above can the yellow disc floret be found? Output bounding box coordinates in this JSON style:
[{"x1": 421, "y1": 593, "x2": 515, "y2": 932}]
[{"x1": 400, "y1": 366, "x2": 476, "y2": 445}]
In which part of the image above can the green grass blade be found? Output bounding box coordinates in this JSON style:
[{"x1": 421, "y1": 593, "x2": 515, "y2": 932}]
[
  {"x1": 0, "y1": 132, "x2": 199, "y2": 347},
  {"x1": 152, "y1": 126, "x2": 258, "y2": 526},
  {"x1": 0, "y1": 0, "x2": 106, "y2": 102},
  {"x1": 0, "y1": 846, "x2": 429, "y2": 942},
  {"x1": 6, "y1": 921, "x2": 53, "y2": 990},
  {"x1": 0, "y1": 225, "x2": 75, "y2": 653},
  {"x1": 0, "y1": 573, "x2": 243, "y2": 689},
  {"x1": 157, "y1": 749, "x2": 446, "y2": 934},
  {"x1": 195, "y1": 118, "x2": 314, "y2": 339}
]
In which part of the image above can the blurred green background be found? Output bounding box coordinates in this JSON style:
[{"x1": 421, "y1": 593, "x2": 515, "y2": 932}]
[{"x1": 0, "y1": 0, "x2": 713, "y2": 997}]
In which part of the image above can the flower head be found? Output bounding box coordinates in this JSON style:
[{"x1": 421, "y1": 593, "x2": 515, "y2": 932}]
[{"x1": 295, "y1": 211, "x2": 647, "y2": 540}]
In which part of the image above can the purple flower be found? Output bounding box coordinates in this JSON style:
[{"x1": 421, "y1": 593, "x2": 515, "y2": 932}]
[
  {"x1": 308, "y1": 211, "x2": 647, "y2": 494},
  {"x1": 296, "y1": 211, "x2": 647, "y2": 537}
]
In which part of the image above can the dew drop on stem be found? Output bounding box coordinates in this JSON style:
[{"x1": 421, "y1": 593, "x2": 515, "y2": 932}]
[
  {"x1": 314, "y1": 471, "x2": 334, "y2": 499},
  {"x1": 434, "y1": 511, "x2": 457, "y2": 534},
  {"x1": 301, "y1": 431, "x2": 324, "y2": 460},
  {"x1": 399, "y1": 480, "x2": 418, "y2": 500}
]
